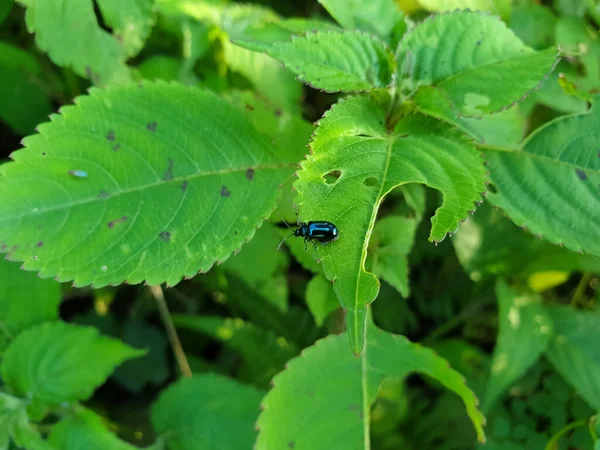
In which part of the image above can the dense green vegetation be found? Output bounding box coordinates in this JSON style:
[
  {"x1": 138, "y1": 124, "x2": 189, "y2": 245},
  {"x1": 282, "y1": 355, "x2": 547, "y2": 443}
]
[{"x1": 0, "y1": 0, "x2": 599, "y2": 449}]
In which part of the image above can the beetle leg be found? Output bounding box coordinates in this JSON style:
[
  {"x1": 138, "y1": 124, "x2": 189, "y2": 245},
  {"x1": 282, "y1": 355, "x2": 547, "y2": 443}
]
[{"x1": 304, "y1": 237, "x2": 308, "y2": 251}]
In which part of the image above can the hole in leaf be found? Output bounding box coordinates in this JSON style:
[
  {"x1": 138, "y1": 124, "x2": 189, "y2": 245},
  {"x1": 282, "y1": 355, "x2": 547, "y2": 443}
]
[
  {"x1": 487, "y1": 184, "x2": 498, "y2": 195},
  {"x1": 363, "y1": 177, "x2": 378, "y2": 187},
  {"x1": 324, "y1": 170, "x2": 341, "y2": 184}
]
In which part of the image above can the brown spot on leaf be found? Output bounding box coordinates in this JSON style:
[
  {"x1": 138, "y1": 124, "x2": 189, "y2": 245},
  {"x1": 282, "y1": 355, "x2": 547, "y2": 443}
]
[
  {"x1": 159, "y1": 231, "x2": 171, "y2": 241},
  {"x1": 245, "y1": 168, "x2": 255, "y2": 180},
  {"x1": 275, "y1": 109, "x2": 282, "y2": 117},
  {"x1": 576, "y1": 169, "x2": 588, "y2": 180},
  {"x1": 147, "y1": 121, "x2": 157, "y2": 132},
  {"x1": 112, "y1": 144, "x2": 121, "y2": 152},
  {"x1": 245, "y1": 103, "x2": 255, "y2": 111},
  {"x1": 181, "y1": 180, "x2": 188, "y2": 191},
  {"x1": 107, "y1": 216, "x2": 128, "y2": 228},
  {"x1": 97, "y1": 190, "x2": 109, "y2": 199},
  {"x1": 221, "y1": 185, "x2": 231, "y2": 197},
  {"x1": 37, "y1": 241, "x2": 44, "y2": 247},
  {"x1": 163, "y1": 158, "x2": 174, "y2": 181},
  {"x1": 106, "y1": 130, "x2": 115, "y2": 141}
]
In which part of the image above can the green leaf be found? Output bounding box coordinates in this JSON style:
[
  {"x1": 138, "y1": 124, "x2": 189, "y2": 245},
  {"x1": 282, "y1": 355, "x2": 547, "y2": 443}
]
[
  {"x1": 255, "y1": 323, "x2": 485, "y2": 449},
  {"x1": 226, "y1": 89, "x2": 312, "y2": 165},
  {"x1": 0, "y1": 258, "x2": 61, "y2": 353},
  {"x1": 0, "y1": 0, "x2": 12, "y2": 27},
  {"x1": 224, "y1": 41, "x2": 302, "y2": 113},
  {"x1": 460, "y1": 106, "x2": 526, "y2": 148},
  {"x1": 17, "y1": 0, "x2": 131, "y2": 85},
  {"x1": 49, "y1": 408, "x2": 137, "y2": 450},
  {"x1": 0, "y1": 41, "x2": 52, "y2": 135},
  {"x1": 418, "y1": 0, "x2": 511, "y2": 19},
  {"x1": 483, "y1": 280, "x2": 553, "y2": 412},
  {"x1": 555, "y1": 16, "x2": 600, "y2": 91},
  {"x1": 317, "y1": 0, "x2": 405, "y2": 42},
  {"x1": 399, "y1": 11, "x2": 558, "y2": 117},
  {"x1": 216, "y1": 5, "x2": 303, "y2": 112},
  {"x1": 223, "y1": 275, "x2": 319, "y2": 348},
  {"x1": 484, "y1": 99, "x2": 600, "y2": 256},
  {"x1": 10, "y1": 408, "x2": 54, "y2": 450},
  {"x1": 305, "y1": 274, "x2": 340, "y2": 326},
  {"x1": 95, "y1": 0, "x2": 155, "y2": 58},
  {"x1": 267, "y1": 30, "x2": 395, "y2": 93},
  {"x1": 222, "y1": 222, "x2": 290, "y2": 310},
  {"x1": 138, "y1": 56, "x2": 182, "y2": 82},
  {"x1": 0, "y1": 83, "x2": 296, "y2": 287},
  {"x1": 368, "y1": 215, "x2": 417, "y2": 297},
  {"x1": 1, "y1": 322, "x2": 144, "y2": 411},
  {"x1": 0, "y1": 393, "x2": 26, "y2": 450},
  {"x1": 452, "y1": 200, "x2": 600, "y2": 281},
  {"x1": 152, "y1": 374, "x2": 263, "y2": 450},
  {"x1": 112, "y1": 319, "x2": 169, "y2": 393},
  {"x1": 509, "y1": 4, "x2": 556, "y2": 50},
  {"x1": 554, "y1": 0, "x2": 586, "y2": 16},
  {"x1": 545, "y1": 306, "x2": 600, "y2": 410},
  {"x1": 296, "y1": 95, "x2": 486, "y2": 353},
  {"x1": 172, "y1": 315, "x2": 296, "y2": 387}
]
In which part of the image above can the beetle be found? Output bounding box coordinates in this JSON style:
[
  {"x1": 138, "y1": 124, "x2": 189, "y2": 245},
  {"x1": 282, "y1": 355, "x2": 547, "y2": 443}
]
[{"x1": 277, "y1": 218, "x2": 340, "y2": 250}]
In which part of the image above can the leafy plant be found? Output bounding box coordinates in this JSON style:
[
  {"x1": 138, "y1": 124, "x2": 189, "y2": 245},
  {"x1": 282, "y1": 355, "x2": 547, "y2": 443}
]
[{"x1": 0, "y1": 0, "x2": 599, "y2": 449}]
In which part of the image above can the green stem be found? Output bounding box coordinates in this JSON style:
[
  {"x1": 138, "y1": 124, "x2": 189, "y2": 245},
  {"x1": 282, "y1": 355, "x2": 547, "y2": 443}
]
[
  {"x1": 590, "y1": 415, "x2": 598, "y2": 443},
  {"x1": 571, "y1": 273, "x2": 592, "y2": 307},
  {"x1": 150, "y1": 285, "x2": 192, "y2": 378},
  {"x1": 545, "y1": 419, "x2": 588, "y2": 450}
]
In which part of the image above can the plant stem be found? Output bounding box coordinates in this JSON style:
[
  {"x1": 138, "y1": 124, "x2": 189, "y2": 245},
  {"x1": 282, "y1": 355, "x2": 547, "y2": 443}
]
[
  {"x1": 544, "y1": 419, "x2": 587, "y2": 450},
  {"x1": 150, "y1": 285, "x2": 192, "y2": 378},
  {"x1": 571, "y1": 273, "x2": 592, "y2": 307}
]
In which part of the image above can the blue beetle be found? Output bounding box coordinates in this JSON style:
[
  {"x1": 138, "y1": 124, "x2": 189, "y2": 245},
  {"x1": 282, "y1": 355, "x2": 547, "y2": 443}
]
[{"x1": 277, "y1": 218, "x2": 340, "y2": 250}]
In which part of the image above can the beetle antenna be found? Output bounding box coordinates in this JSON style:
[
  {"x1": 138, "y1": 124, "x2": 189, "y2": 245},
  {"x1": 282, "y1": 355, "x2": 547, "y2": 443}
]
[
  {"x1": 277, "y1": 232, "x2": 295, "y2": 250},
  {"x1": 275, "y1": 211, "x2": 294, "y2": 230}
]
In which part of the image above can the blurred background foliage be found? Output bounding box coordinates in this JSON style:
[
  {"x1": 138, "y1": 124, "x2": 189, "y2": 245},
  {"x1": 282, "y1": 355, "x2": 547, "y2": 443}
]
[{"x1": 0, "y1": 0, "x2": 599, "y2": 448}]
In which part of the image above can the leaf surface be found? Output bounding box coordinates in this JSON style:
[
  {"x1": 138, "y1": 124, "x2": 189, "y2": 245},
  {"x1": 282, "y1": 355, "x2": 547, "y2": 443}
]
[
  {"x1": 398, "y1": 11, "x2": 558, "y2": 117},
  {"x1": 305, "y1": 274, "x2": 340, "y2": 326},
  {"x1": 96, "y1": 0, "x2": 154, "y2": 57},
  {"x1": 152, "y1": 374, "x2": 264, "y2": 450},
  {"x1": 173, "y1": 315, "x2": 296, "y2": 387},
  {"x1": 0, "y1": 83, "x2": 295, "y2": 287},
  {"x1": 483, "y1": 280, "x2": 553, "y2": 412},
  {"x1": 296, "y1": 95, "x2": 486, "y2": 353},
  {"x1": 452, "y1": 201, "x2": 600, "y2": 281},
  {"x1": 17, "y1": 0, "x2": 130, "y2": 85},
  {"x1": 49, "y1": 408, "x2": 137, "y2": 450},
  {"x1": 545, "y1": 306, "x2": 600, "y2": 410},
  {"x1": 368, "y1": 215, "x2": 417, "y2": 297},
  {"x1": 0, "y1": 42, "x2": 51, "y2": 135},
  {"x1": 255, "y1": 323, "x2": 485, "y2": 449},
  {"x1": 484, "y1": 99, "x2": 600, "y2": 256},
  {"x1": 0, "y1": 258, "x2": 61, "y2": 352},
  {"x1": 318, "y1": 0, "x2": 405, "y2": 42},
  {"x1": 418, "y1": 0, "x2": 511, "y2": 18},
  {"x1": 0, "y1": 322, "x2": 144, "y2": 411},
  {"x1": 267, "y1": 31, "x2": 395, "y2": 92}
]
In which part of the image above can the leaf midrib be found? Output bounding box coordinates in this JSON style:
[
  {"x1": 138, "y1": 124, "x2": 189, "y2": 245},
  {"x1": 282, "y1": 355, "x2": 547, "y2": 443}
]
[
  {"x1": 0, "y1": 163, "x2": 295, "y2": 222},
  {"x1": 353, "y1": 135, "x2": 396, "y2": 335}
]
